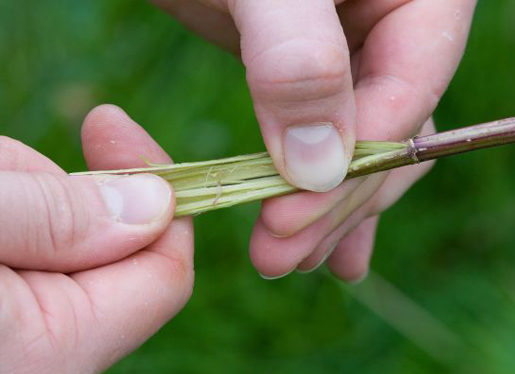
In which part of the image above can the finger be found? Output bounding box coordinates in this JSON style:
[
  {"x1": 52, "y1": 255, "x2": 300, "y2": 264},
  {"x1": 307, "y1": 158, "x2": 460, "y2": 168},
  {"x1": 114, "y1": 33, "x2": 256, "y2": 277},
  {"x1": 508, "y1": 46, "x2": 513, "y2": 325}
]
[
  {"x1": 367, "y1": 118, "x2": 436, "y2": 214},
  {"x1": 250, "y1": 214, "x2": 331, "y2": 279},
  {"x1": 10, "y1": 214, "x2": 194, "y2": 373},
  {"x1": 70, "y1": 221, "x2": 194, "y2": 371},
  {"x1": 324, "y1": 125, "x2": 436, "y2": 282},
  {"x1": 368, "y1": 160, "x2": 435, "y2": 217},
  {"x1": 0, "y1": 171, "x2": 174, "y2": 272},
  {"x1": 260, "y1": 176, "x2": 364, "y2": 237},
  {"x1": 296, "y1": 239, "x2": 338, "y2": 274},
  {"x1": 337, "y1": 0, "x2": 411, "y2": 53},
  {"x1": 0, "y1": 136, "x2": 63, "y2": 173},
  {"x1": 151, "y1": 0, "x2": 240, "y2": 53},
  {"x1": 316, "y1": 150, "x2": 434, "y2": 254},
  {"x1": 297, "y1": 117, "x2": 435, "y2": 275},
  {"x1": 302, "y1": 162, "x2": 428, "y2": 280},
  {"x1": 323, "y1": 148, "x2": 434, "y2": 282},
  {"x1": 2, "y1": 105, "x2": 194, "y2": 373},
  {"x1": 259, "y1": 117, "x2": 431, "y2": 238},
  {"x1": 0, "y1": 108, "x2": 182, "y2": 372},
  {"x1": 71, "y1": 107, "x2": 194, "y2": 370},
  {"x1": 82, "y1": 104, "x2": 173, "y2": 170},
  {"x1": 250, "y1": 173, "x2": 386, "y2": 278},
  {"x1": 229, "y1": 0, "x2": 356, "y2": 192},
  {"x1": 353, "y1": 0, "x2": 476, "y2": 142},
  {"x1": 327, "y1": 216, "x2": 378, "y2": 282},
  {"x1": 0, "y1": 105, "x2": 177, "y2": 272},
  {"x1": 253, "y1": 116, "x2": 434, "y2": 278},
  {"x1": 319, "y1": 150, "x2": 434, "y2": 279},
  {"x1": 0, "y1": 265, "x2": 50, "y2": 372}
]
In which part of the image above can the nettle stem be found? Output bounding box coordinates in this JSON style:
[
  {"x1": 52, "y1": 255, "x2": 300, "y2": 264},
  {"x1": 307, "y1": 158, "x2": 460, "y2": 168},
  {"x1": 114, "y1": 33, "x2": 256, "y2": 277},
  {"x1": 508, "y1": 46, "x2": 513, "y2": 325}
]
[
  {"x1": 347, "y1": 117, "x2": 515, "y2": 178},
  {"x1": 73, "y1": 117, "x2": 515, "y2": 216}
]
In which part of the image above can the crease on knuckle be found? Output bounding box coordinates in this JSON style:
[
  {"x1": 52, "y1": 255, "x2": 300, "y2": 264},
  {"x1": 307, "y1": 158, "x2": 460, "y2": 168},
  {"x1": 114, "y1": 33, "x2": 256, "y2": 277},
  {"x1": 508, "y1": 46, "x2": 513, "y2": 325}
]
[
  {"x1": 366, "y1": 74, "x2": 440, "y2": 118},
  {"x1": 30, "y1": 173, "x2": 87, "y2": 261},
  {"x1": 147, "y1": 250, "x2": 194, "y2": 302},
  {"x1": 247, "y1": 39, "x2": 350, "y2": 103}
]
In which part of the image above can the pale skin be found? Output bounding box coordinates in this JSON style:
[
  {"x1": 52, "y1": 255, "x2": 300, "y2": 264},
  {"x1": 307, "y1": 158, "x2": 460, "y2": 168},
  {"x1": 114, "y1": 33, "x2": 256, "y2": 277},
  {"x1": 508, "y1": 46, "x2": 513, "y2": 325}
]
[
  {"x1": 1, "y1": 107, "x2": 429, "y2": 374},
  {"x1": 1, "y1": 1, "x2": 477, "y2": 372},
  {"x1": 0, "y1": 106, "x2": 430, "y2": 374},
  {"x1": 154, "y1": 0, "x2": 477, "y2": 279},
  {"x1": 0, "y1": 105, "x2": 194, "y2": 373}
]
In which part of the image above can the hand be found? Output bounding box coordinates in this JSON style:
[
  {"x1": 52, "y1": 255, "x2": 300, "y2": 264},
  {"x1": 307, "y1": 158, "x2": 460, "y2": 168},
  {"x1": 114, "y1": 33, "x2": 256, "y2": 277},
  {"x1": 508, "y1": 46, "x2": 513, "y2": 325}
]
[
  {"x1": 0, "y1": 105, "x2": 194, "y2": 374},
  {"x1": 154, "y1": 0, "x2": 476, "y2": 279}
]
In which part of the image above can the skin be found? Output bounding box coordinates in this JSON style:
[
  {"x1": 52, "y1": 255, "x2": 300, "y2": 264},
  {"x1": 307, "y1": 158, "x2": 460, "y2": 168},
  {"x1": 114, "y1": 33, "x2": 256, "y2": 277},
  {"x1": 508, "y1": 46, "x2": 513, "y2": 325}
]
[
  {"x1": 0, "y1": 105, "x2": 194, "y2": 374},
  {"x1": 1, "y1": 2, "x2": 478, "y2": 371},
  {"x1": 153, "y1": 0, "x2": 477, "y2": 279},
  {"x1": 0, "y1": 105, "x2": 430, "y2": 374}
]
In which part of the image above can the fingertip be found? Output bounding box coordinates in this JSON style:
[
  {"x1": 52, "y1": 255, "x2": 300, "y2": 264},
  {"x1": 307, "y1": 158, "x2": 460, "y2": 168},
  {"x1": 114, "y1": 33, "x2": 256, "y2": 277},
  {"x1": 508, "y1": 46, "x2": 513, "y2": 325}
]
[
  {"x1": 258, "y1": 269, "x2": 294, "y2": 281},
  {"x1": 81, "y1": 104, "x2": 137, "y2": 170},
  {"x1": 328, "y1": 259, "x2": 370, "y2": 284},
  {"x1": 348, "y1": 269, "x2": 369, "y2": 284},
  {"x1": 260, "y1": 196, "x2": 305, "y2": 238},
  {"x1": 81, "y1": 104, "x2": 172, "y2": 170},
  {"x1": 250, "y1": 214, "x2": 332, "y2": 278},
  {"x1": 82, "y1": 104, "x2": 129, "y2": 139},
  {"x1": 248, "y1": 218, "x2": 299, "y2": 278},
  {"x1": 296, "y1": 241, "x2": 337, "y2": 274},
  {"x1": 327, "y1": 216, "x2": 378, "y2": 282},
  {"x1": 260, "y1": 178, "x2": 365, "y2": 238},
  {"x1": 83, "y1": 104, "x2": 128, "y2": 124}
]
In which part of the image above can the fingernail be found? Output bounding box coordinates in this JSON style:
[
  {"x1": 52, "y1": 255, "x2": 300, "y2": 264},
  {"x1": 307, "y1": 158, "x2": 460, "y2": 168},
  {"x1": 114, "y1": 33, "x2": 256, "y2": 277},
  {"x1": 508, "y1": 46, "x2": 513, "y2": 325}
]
[
  {"x1": 99, "y1": 174, "x2": 172, "y2": 225},
  {"x1": 296, "y1": 243, "x2": 337, "y2": 274},
  {"x1": 284, "y1": 123, "x2": 348, "y2": 192},
  {"x1": 258, "y1": 268, "x2": 294, "y2": 280}
]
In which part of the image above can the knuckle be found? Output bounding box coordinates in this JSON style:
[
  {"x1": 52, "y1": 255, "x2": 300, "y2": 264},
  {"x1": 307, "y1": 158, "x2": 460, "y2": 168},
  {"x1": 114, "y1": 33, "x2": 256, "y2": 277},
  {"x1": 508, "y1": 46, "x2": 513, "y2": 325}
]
[
  {"x1": 172, "y1": 256, "x2": 195, "y2": 301},
  {"x1": 247, "y1": 39, "x2": 350, "y2": 103},
  {"x1": 329, "y1": 261, "x2": 368, "y2": 283},
  {"x1": 156, "y1": 251, "x2": 195, "y2": 304},
  {"x1": 29, "y1": 173, "x2": 88, "y2": 261}
]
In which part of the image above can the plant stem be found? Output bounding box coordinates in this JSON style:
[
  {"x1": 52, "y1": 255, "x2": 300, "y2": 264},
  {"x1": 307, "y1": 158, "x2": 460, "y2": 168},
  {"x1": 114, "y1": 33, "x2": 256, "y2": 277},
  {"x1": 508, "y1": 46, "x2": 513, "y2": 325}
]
[
  {"x1": 72, "y1": 117, "x2": 515, "y2": 216},
  {"x1": 346, "y1": 117, "x2": 515, "y2": 178},
  {"x1": 415, "y1": 117, "x2": 515, "y2": 161}
]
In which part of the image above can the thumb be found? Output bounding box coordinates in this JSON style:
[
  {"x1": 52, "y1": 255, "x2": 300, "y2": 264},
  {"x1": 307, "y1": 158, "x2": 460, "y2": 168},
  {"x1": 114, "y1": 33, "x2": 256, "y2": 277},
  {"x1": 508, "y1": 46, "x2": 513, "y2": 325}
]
[
  {"x1": 229, "y1": 0, "x2": 356, "y2": 192},
  {"x1": 0, "y1": 171, "x2": 174, "y2": 272}
]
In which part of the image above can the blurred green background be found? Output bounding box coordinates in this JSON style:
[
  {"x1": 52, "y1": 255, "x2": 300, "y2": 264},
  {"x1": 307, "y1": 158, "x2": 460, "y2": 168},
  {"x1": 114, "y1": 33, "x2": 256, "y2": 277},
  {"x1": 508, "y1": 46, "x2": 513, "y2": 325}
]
[{"x1": 1, "y1": 1, "x2": 515, "y2": 373}]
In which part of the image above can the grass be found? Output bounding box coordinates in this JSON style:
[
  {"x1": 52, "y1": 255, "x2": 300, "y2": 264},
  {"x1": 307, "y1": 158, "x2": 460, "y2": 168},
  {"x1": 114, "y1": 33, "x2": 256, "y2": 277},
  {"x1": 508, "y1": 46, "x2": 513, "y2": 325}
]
[
  {"x1": 73, "y1": 117, "x2": 515, "y2": 218},
  {"x1": 73, "y1": 141, "x2": 410, "y2": 216}
]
